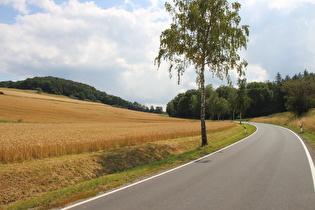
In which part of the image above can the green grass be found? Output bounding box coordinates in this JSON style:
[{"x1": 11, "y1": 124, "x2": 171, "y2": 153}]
[
  {"x1": 0, "y1": 120, "x2": 21, "y2": 123},
  {"x1": 6, "y1": 124, "x2": 256, "y2": 210},
  {"x1": 283, "y1": 125, "x2": 315, "y2": 150}
]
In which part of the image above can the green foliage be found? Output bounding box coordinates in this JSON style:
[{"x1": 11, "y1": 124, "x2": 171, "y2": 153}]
[
  {"x1": 227, "y1": 87, "x2": 238, "y2": 120},
  {"x1": 168, "y1": 85, "x2": 236, "y2": 120},
  {"x1": 246, "y1": 82, "x2": 272, "y2": 117},
  {"x1": 166, "y1": 70, "x2": 315, "y2": 119},
  {"x1": 35, "y1": 87, "x2": 43, "y2": 93},
  {"x1": 0, "y1": 76, "x2": 163, "y2": 114},
  {"x1": 167, "y1": 90, "x2": 201, "y2": 118},
  {"x1": 155, "y1": 0, "x2": 249, "y2": 84},
  {"x1": 156, "y1": 0, "x2": 249, "y2": 146},
  {"x1": 206, "y1": 86, "x2": 219, "y2": 119},
  {"x1": 281, "y1": 74, "x2": 315, "y2": 116},
  {"x1": 236, "y1": 79, "x2": 251, "y2": 122}
]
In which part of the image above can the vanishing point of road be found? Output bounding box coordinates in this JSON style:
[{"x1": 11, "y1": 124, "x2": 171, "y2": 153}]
[{"x1": 63, "y1": 123, "x2": 315, "y2": 210}]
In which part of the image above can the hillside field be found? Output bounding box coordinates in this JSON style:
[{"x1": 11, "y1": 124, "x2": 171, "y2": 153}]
[{"x1": 0, "y1": 88, "x2": 234, "y2": 163}]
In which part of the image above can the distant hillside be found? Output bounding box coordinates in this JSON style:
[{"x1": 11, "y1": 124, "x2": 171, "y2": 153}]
[{"x1": 0, "y1": 76, "x2": 163, "y2": 113}]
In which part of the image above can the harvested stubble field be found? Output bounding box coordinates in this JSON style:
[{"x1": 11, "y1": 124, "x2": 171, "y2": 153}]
[{"x1": 0, "y1": 88, "x2": 234, "y2": 163}]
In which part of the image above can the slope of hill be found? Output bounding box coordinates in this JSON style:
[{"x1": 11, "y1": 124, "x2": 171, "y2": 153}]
[
  {"x1": 0, "y1": 76, "x2": 162, "y2": 113},
  {"x1": 0, "y1": 87, "x2": 234, "y2": 163},
  {"x1": 0, "y1": 88, "x2": 248, "y2": 208}
]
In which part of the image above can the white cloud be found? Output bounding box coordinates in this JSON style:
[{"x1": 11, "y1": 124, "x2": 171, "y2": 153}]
[
  {"x1": 239, "y1": 0, "x2": 315, "y2": 81},
  {"x1": 246, "y1": 64, "x2": 269, "y2": 82},
  {"x1": 0, "y1": 0, "x2": 185, "y2": 106},
  {"x1": 242, "y1": 0, "x2": 315, "y2": 10},
  {"x1": 1, "y1": 0, "x2": 315, "y2": 108},
  {"x1": 0, "y1": 0, "x2": 29, "y2": 14},
  {"x1": 267, "y1": 0, "x2": 315, "y2": 10}
]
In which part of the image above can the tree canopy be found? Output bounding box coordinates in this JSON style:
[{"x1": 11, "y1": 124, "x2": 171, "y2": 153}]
[
  {"x1": 155, "y1": 0, "x2": 249, "y2": 146},
  {"x1": 282, "y1": 73, "x2": 315, "y2": 116},
  {"x1": 166, "y1": 70, "x2": 315, "y2": 119}
]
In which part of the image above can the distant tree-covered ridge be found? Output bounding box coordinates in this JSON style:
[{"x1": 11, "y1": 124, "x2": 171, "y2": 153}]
[
  {"x1": 167, "y1": 70, "x2": 315, "y2": 119},
  {"x1": 0, "y1": 76, "x2": 163, "y2": 114}
]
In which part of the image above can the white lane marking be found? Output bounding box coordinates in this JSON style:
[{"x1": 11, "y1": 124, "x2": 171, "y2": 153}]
[
  {"x1": 62, "y1": 125, "x2": 259, "y2": 209},
  {"x1": 280, "y1": 126, "x2": 315, "y2": 192}
]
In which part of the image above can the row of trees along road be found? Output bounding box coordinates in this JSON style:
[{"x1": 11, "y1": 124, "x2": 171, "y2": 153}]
[{"x1": 166, "y1": 70, "x2": 315, "y2": 120}]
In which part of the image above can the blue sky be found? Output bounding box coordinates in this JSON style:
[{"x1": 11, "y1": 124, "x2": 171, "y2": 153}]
[{"x1": 0, "y1": 0, "x2": 315, "y2": 109}]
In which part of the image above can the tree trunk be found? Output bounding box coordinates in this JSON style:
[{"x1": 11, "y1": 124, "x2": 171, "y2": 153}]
[
  {"x1": 233, "y1": 110, "x2": 235, "y2": 121},
  {"x1": 200, "y1": 67, "x2": 208, "y2": 146}
]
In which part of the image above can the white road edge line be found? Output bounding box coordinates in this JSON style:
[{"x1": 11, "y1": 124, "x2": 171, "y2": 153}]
[
  {"x1": 62, "y1": 125, "x2": 259, "y2": 209},
  {"x1": 280, "y1": 126, "x2": 315, "y2": 192}
]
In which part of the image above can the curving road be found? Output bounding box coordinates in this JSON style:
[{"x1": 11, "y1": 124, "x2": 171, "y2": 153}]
[{"x1": 63, "y1": 123, "x2": 315, "y2": 210}]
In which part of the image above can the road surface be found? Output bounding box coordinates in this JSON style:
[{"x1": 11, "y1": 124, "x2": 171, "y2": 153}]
[{"x1": 63, "y1": 123, "x2": 315, "y2": 210}]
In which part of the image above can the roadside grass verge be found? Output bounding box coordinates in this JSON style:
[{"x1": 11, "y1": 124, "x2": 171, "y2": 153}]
[
  {"x1": 4, "y1": 124, "x2": 256, "y2": 210},
  {"x1": 252, "y1": 109, "x2": 315, "y2": 151},
  {"x1": 282, "y1": 125, "x2": 315, "y2": 151}
]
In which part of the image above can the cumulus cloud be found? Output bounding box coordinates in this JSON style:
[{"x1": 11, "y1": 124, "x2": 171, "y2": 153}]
[
  {"x1": 0, "y1": 0, "x2": 189, "y2": 105},
  {"x1": 246, "y1": 64, "x2": 269, "y2": 82},
  {"x1": 0, "y1": 0, "x2": 314, "y2": 108},
  {"x1": 239, "y1": 0, "x2": 315, "y2": 80},
  {"x1": 0, "y1": 0, "x2": 29, "y2": 14}
]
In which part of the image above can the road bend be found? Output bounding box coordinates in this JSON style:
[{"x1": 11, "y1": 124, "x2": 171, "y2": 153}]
[{"x1": 62, "y1": 123, "x2": 315, "y2": 210}]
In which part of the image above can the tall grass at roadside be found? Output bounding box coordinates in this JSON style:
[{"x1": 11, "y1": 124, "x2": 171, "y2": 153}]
[
  {"x1": 252, "y1": 109, "x2": 315, "y2": 151},
  {"x1": 288, "y1": 109, "x2": 315, "y2": 132},
  {"x1": 252, "y1": 108, "x2": 315, "y2": 132}
]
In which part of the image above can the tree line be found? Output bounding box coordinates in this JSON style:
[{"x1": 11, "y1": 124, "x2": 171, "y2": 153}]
[
  {"x1": 0, "y1": 76, "x2": 164, "y2": 114},
  {"x1": 167, "y1": 70, "x2": 315, "y2": 119}
]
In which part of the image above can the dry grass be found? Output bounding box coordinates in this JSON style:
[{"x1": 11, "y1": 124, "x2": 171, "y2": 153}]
[
  {"x1": 288, "y1": 109, "x2": 315, "y2": 132},
  {"x1": 0, "y1": 88, "x2": 234, "y2": 163},
  {"x1": 0, "y1": 124, "x2": 244, "y2": 207},
  {"x1": 252, "y1": 108, "x2": 315, "y2": 132},
  {"x1": 251, "y1": 112, "x2": 295, "y2": 125}
]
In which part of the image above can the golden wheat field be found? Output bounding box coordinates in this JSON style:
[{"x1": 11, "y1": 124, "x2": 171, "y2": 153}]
[{"x1": 0, "y1": 88, "x2": 234, "y2": 163}]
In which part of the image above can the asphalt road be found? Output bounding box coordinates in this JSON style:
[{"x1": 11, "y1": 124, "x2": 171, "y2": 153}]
[{"x1": 63, "y1": 123, "x2": 315, "y2": 210}]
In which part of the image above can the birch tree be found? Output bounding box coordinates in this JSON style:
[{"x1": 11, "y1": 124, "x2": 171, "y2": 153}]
[{"x1": 155, "y1": 0, "x2": 249, "y2": 146}]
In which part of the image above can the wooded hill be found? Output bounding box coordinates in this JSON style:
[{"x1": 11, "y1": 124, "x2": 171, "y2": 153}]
[
  {"x1": 0, "y1": 76, "x2": 163, "y2": 114},
  {"x1": 167, "y1": 70, "x2": 315, "y2": 119}
]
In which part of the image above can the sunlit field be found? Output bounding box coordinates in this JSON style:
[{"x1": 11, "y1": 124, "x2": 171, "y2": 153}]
[
  {"x1": 0, "y1": 88, "x2": 234, "y2": 163},
  {"x1": 252, "y1": 109, "x2": 315, "y2": 132}
]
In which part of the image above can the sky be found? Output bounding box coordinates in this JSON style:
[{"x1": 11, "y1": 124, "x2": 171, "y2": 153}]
[{"x1": 0, "y1": 0, "x2": 315, "y2": 110}]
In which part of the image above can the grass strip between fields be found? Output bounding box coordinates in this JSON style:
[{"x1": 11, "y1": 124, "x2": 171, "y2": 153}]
[{"x1": 5, "y1": 124, "x2": 256, "y2": 210}]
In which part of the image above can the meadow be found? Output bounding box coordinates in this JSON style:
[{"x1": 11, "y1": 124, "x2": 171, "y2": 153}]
[
  {"x1": 251, "y1": 109, "x2": 315, "y2": 132},
  {"x1": 0, "y1": 88, "x2": 234, "y2": 163}
]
